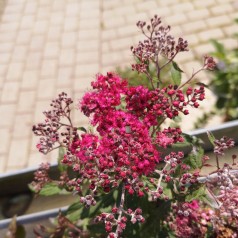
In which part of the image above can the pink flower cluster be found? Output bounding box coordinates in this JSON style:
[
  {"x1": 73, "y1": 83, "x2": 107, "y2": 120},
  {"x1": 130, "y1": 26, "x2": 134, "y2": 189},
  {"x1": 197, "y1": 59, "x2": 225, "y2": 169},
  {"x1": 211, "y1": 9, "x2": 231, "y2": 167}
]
[{"x1": 168, "y1": 200, "x2": 214, "y2": 238}]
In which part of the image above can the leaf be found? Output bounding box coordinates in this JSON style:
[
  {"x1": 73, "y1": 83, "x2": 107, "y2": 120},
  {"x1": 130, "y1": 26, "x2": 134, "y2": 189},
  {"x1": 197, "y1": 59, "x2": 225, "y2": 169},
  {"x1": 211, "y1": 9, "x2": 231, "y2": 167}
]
[
  {"x1": 77, "y1": 127, "x2": 87, "y2": 133},
  {"x1": 58, "y1": 147, "x2": 67, "y2": 172},
  {"x1": 184, "y1": 145, "x2": 204, "y2": 169},
  {"x1": 210, "y1": 39, "x2": 225, "y2": 57},
  {"x1": 207, "y1": 131, "x2": 216, "y2": 146},
  {"x1": 39, "y1": 182, "x2": 62, "y2": 196},
  {"x1": 172, "y1": 61, "x2": 184, "y2": 73},
  {"x1": 171, "y1": 62, "x2": 182, "y2": 86},
  {"x1": 5, "y1": 215, "x2": 26, "y2": 238},
  {"x1": 185, "y1": 185, "x2": 206, "y2": 202}
]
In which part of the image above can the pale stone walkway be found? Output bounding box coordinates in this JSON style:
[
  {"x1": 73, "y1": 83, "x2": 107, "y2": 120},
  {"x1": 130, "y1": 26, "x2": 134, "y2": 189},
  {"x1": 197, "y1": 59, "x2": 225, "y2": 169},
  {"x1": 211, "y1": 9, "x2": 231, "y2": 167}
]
[{"x1": 0, "y1": 0, "x2": 237, "y2": 174}]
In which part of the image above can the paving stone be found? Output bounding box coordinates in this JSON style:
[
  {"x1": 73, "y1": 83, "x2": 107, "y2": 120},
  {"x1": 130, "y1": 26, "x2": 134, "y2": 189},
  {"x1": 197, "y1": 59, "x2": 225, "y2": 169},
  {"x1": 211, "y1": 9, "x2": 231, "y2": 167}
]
[
  {"x1": 59, "y1": 49, "x2": 75, "y2": 66},
  {"x1": 136, "y1": 0, "x2": 158, "y2": 12},
  {"x1": 211, "y1": 4, "x2": 233, "y2": 15},
  {"x1": 33, "y1": 20, "x2": 48, "y2": 35},
  {"x1": 37, "y1": 6, "x2": 51, "y2": 20},
  {"x1": 17, "y1": 91, "x2": 36, "y2": 113},
  {"x1": 223, "y1": 24, "x2": 238, "y2": 36},
  {"x1": 6, "y1": 62, "x2": 24, "y2": 81},
  {"x1": 16, "y1": 30, "x2": 31, "y2": 45},
  {"x1": 1, "y1": 81, "x2": 20, "y2": 103},
  {"x1": 103, "y1": 16, "x2": 125, "y2": 29},
  {"x1": 64, "y1": 17, "x2": 79, "y2": 31},
  {"x1": 0, "y1": 155, "x2": 7, "y2": 174},
  {"x1": 77, "y1": 40, "x2": 99, "y2": 52},
  {"x1": 1, "y1": 13, "x2": 21, "y2": 23},
  {"x1": 102, "y1": 29, "x2": 118, "y2": 41},
  {"x1": 109, "y1": 37, "x2": 133, "y2": 51},
  {"x1": 37, "y1": 79, "x2": 56, "y2": 100},
  {"x1": 50, "y1": 12, "x2": 64, "y2": 25},
  {"x1": 0, "y1": 31, "x2": 17, "y2": 42},
  {"x1": 78, "y1": 29, "x2": 100, "y2": 40},
  {"x1": 0, "y1": 53, "x2": 11, "y2": 64},
  {"x1": 0, "y1": 128, "x2": 11, "y2": 154},
  {"x1": 0, "y1": 42, "x2": 14, "y2": 53},
  {"x1": 7, "y1": 139, "x2": 30, "y2": 168},
  {"x1": 57, "y1": 67, "x2": 73, "y2": 87},
  {"x1": 79, "y1": 18, "x2": 99, "y2": 30},
  {"x1": 171, "y1": 2, "x2": 194, "y2": 13},
  {"x1": 194, "y1": 43, "x2": 215, "y2": 56},
  {"x1": 198, "y1": 28, "x2": 224, "y2": 42},
  {"x1": 193, "y1": 0, "x2": 216, "y2": 8},
  {"x1": 30, "y1": 35, "x2": 45, "y2": 51},
  {"x1": 117, "y1": 24, "x2": 139, "y2": 38},
  {"x1": 21, "y1": 70, "x2": 39, "y2": 90},
  {"x1": 77, "y1": 51, "x2": 99, "y2": 64},
  {"x1": 25, "y1": 52, "x2": 42, "y2": 70},
  {"x1": 187, "y1": 9, "x2": 210, "y2": 21},
  {"x1": 0, "y1": 64, "x2": 8, "y2": 77},
  {"x1": 33, "y1": 100, "x2": 52, "y2": 123},
  {"x1": 206, "y1": 15, "x2": 231, "y2": 28},
  {"x1": 182, "y1": 20, "x2": 207, "y2": 34},
  {"x1": 0, "y1": 104, "x2": 16, "y2": 127},
  {"x1": 41, "y1": 59, "x2": 57, "y2": 77},
  {"x1": 65, "y1": 2, "x2": 80, "y2": 17},
  {"x1": 220, "y1": 38, "x2": 238, "y2": 50},
  {"x1": 61, "y1": 31, "x2": 77, "y2": 48},
  {"x1": 11, "y1": 45, "x2": 28, "y2": 62},
  {"x1": 12, "y1": 113, "x2": 33, "y2": 139},
  {"x1": 126, "y1": 12, "x2": 148, "y2": 24},
  {"x1": 24, "y1": 2, "x2": 38, "y2": 15},
  {"x1": 20, "y1": 15, "x2": 35, "y2": 29},
  {"x1": 0, "y1": 22, "x2": 19, "y2": 32},
  {"x1": 44, "y1": 42, "x2": 60, "y2": 58},
  {"x1": 74, "y1": 63, "x2": 99, "y2": 77},
  {"x1": 47, "y1": 25, "x2": 62, "y2": 41},
  {"x1": 166, "y1": 14, "x2": 188, "y2": 26}
]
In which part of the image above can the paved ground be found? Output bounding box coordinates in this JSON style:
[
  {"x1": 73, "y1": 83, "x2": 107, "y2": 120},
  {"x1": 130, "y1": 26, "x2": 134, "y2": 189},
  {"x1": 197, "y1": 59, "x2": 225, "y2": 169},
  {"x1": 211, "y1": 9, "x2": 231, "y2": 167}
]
[{"x1": 0, "y1": 0, "x2": 238, "y2": 174}]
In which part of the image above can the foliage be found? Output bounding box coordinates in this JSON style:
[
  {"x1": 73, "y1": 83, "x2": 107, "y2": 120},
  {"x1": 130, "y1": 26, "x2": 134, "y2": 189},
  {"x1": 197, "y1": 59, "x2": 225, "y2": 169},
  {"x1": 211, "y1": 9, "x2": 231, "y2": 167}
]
[
  {"x1": 30, "y1": 16, "x2": 238, "y2": 238},
  {"x1": 210, "y1": 33, "x2": 238, "y2": 121}
]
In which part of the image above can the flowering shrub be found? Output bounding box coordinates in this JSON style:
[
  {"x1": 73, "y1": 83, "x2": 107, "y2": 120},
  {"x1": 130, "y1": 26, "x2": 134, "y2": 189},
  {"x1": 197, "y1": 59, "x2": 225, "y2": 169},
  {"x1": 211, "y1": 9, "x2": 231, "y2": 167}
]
[{"x1": 31, "y1": 16, "x2": 238, "y2": 238}]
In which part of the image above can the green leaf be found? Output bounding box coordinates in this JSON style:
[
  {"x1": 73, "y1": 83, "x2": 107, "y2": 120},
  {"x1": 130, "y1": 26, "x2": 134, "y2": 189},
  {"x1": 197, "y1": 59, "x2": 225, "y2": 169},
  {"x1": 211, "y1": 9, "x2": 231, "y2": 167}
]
[
  {"x1": 185, "y1": 186, "x2": 206, "y2": 202},
  {"x1": 171, "y1": 62, "x2": 182, "y2": 86},
  {"x1": 184, "y1": 145, "x2": 204, "y2": 170},
  {"x1": 39, "y1": 182, "x2": 62, "y2": 196},
  {"x1": 210, "y1": 39, "x2": 225, "y2": 57},
  {"x1": 67, "y1": 202, "x2": 83, "y2": 222},
  {"x1": 172, "y1": 61, "x2": 184, "y2": 73},
  {"x1": 207, "y1": 131, "x2": 216, "y2": 146},
  {"x1": 58, "y1": 147, "x2": 67, "y2": 172},
  {"x1": 77, "y1": 127, "x2": 87, "y2": 133}
]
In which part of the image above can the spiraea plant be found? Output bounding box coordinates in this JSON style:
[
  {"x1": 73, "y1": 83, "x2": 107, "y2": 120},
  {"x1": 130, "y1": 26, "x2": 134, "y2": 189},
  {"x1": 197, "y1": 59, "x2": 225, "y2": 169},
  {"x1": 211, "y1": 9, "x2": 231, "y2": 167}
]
[{"x1": 32, "y1": 16, "x2": 238, "y2": 238}]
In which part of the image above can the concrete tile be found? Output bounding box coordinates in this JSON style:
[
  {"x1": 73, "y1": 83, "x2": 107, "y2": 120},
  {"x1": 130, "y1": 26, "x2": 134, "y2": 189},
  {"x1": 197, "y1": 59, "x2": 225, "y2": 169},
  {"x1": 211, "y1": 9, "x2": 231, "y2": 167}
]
[
  {"x1": 17, "y1": 91, "x2": 36, "y2": 113},
  {"x1": 6, "y1": 62, "x2": 24, "y2": 81},
  {"x1": 41, "y1": 59, "x2": 57, "y2": 78},
  {"x1": 1, "y1": 81, "x2": 20, "y2": 103},
  {"x1": 57, "y1": 67, "x2": 73, "y2": 87},
  {"x1": 7, "y1": 138, "x2": 30, "y2": 167},
  {"x1": 12, "y1": 113, "x2": 33, "y2": 139},
  {"x1": 0, "y1": 128, "x2": 11, "y2": 154},
  {"x1": 21, "y1": 70, "x2": 39, "y2": 90},
  {"x1": 0, "y1": 104, "x2": 16, "y2": 127},
  {"x1": 37, "y1": 79, "x2": 56, "y2": 100},
  {"x1": 59, "y1": 49, "x2": 75, "y2": 66}
]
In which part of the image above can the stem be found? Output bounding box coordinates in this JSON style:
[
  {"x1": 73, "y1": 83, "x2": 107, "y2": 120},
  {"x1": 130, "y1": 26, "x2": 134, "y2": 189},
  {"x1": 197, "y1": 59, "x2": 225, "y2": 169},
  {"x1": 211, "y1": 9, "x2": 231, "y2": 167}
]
[
  {"x1": 178, "y1": 67, "x2": 204, "y2": 89},
  {"x1": 156, "y1": 163, "x2": 168, "y2": 191},
  {"x1": 215, "y1": 154, "x2": 220, "y2": 170},
  {"x1": 115, "y1": 183, "x2": 126, "y2": 237},
  {"x1": 144, "y1": 70, "x2": 155, "y2": 89}
]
